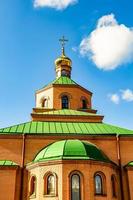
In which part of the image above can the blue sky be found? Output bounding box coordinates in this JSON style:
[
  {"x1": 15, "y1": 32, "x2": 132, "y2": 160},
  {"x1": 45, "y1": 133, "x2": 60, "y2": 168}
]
[{"x1": 0, "y1": 0, "x2": 133, "y2": 129}]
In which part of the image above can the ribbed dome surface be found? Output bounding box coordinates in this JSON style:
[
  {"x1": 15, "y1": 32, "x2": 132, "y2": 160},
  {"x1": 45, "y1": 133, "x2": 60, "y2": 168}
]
[
  {"x1": 34, "y1": 140, "x2": 110, "y2": 163},
  {"x1": 55, "y1": 55, "x2": 72, "y2": 65}
]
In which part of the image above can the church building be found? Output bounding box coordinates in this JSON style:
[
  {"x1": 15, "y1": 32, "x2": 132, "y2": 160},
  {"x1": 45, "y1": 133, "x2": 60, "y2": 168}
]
[{"x1": 0, "y1": 38, "x2": 133, "y2": 200}]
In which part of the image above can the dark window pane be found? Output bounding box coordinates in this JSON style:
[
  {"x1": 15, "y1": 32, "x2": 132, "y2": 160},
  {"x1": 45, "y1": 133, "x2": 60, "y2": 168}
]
[
  {"x1": 95, "y1": 175, "x2": 102, "y2": 194},
  {"x1": 62, "y1": 96, "x2": 69, "y2": 109},
  {"x1": 47, "y1": 175, "x2": 55, "y2": 195},
  {"x1": 82, "y1": 99, "x2": 87, "y2": 109},
  {"x1": 30, "y1": 176, "x2": 36, "y2": 196},
  {"x1": 71, "y1": 174, "x2": 81, "y2": 200},
  {"x1": 42, "y1": 99, "x2": 47, "y2": 107}
]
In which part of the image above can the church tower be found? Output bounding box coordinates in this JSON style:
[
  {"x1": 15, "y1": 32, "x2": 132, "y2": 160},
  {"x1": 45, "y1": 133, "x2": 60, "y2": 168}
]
[
  {"x1": 0, "y1": 37, "x2": 133, "y2": 200},
  {"x1": 31, "y1": 36, "x2": 103, "y2": 122}
]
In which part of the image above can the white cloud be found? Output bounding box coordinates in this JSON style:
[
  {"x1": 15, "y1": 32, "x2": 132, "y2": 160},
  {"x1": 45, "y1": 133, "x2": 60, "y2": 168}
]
[
  {"x1": 108, "y1": 89, "x2": 133, "y2": 104},
  {"x1": 79, "y1": 14, "x2": 133, "y2": 70},
  {"x1": 109, "y1": 94, "x2": 120, "y2": 104},
  {"x1": 34, "y1": 0, "x2": 77, "y2": 10},
  {"x1": 121, "y1": 89, "x2": 133, "y2": 102}
]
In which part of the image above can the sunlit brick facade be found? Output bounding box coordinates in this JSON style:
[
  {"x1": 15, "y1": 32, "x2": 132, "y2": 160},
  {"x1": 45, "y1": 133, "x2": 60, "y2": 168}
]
[{"x1": 0, "y1": 44, "x2": 133, "y2": 200}]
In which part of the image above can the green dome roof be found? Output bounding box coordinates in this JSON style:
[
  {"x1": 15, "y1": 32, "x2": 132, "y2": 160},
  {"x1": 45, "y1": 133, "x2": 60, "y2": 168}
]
[{"x1": 34, "y1": 140, "x2": 111, "y2": 163}]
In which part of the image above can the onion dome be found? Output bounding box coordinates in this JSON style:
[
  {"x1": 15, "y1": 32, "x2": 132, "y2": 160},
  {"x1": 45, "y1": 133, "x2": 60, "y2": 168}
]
[
  {"x1": 34, "y1": 139, "x2": 111, "y2": 163},
  {"x1": 55, "y1": 36, "x2": 72, "y2": 78},
  {"x1": 55, "y1": 53, "x2": 72, "y2": 66}
]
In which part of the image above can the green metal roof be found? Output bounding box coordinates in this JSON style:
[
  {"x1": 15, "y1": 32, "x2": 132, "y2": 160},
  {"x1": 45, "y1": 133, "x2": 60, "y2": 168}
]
[
  {"x1": 36, "y1": 109, "x2": 96, "y2": 116},
  {"x1": 0, "y1": 160, "x2": 18, "y2": 166},
  {"x1": 38, "y1": 76, "x2": 77, "y2": 91},
  {"x1": 0, "y1": 121, "x2": 133, "y2": 135},
  {"x1": 52, "y1": 76, "x2": 77, "y2": 85},
  {"x1": 34, "y1": 139, "x2": 111, "y2": 163}
]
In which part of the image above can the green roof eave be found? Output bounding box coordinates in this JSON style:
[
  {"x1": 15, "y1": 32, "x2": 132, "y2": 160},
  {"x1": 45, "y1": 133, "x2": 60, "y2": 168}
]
[
  {"x1": 0, "y1": 121, "x2": 133, "y2": 135},
  {"x1": 33, "y1": 156, "x2": 110, "y2": 162},
  {"x1": 35, "y1": 109, "x2": 96, "y2": 116},
  {"x1": 0, "y1": 160, "x2": 18, "y2": 166}
]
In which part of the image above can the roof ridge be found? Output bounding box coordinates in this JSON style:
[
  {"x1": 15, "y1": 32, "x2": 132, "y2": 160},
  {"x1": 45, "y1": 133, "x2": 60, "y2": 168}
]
[
  {"x1": 82, "y1": 140, "x2": 111, "y2": 163},
  {"x1": 80, "y1": 140, "x2": 88, "y2": 157},
  {"x1": 62, "y1": 140, "x2": 67, "y2": 156},
  {"x1": 34, "y1": 143, "x2": 52, "y2": 162}
]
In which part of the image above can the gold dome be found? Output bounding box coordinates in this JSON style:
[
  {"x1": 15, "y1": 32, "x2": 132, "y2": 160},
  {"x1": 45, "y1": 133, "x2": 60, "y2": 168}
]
[
  {"x1": 55, "y1": 48, "x2": 72, "y2": 66},
  {"x1": 55, "y1": 55, "x2": 72, "y2": 66}
]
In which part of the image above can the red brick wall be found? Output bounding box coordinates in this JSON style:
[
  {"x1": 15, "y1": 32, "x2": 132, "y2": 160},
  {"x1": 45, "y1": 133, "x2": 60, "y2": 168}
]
[{"x1": 0, "y1": 167, "x2": 20, "y2": 200}]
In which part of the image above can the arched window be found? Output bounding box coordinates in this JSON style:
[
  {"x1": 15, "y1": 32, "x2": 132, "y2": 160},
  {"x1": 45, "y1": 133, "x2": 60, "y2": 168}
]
[
  {"x1": 29, "y1": 176, "x2": 36, "y2": 196},
  {"x1": 62, "y1": 95, "x2": 69, "y2": 109},
  {"x1": 111, "y1": 175, "x2": 117, "y2": 197},
  {"x1": 47, "y1": 174, "x2": 56, "y2": 195},
  {"x1": 94, "y1": 174, "x2": 103, "y2": 195},
  {"x1": 42, "y1": 99, "x2": 47, "y2": 108},
  {"x1": 82, "y1": 99, "x2": 87, "y2": 109},
  {"x1": 71, "y1": 174, "x2": 81, "y2": 200}
]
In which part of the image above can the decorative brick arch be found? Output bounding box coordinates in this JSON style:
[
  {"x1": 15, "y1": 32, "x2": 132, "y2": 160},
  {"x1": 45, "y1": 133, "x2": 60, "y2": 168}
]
[
  {"x1": 58, "y1": 92, "x2": 72, "y2": 99},
  {"x1": 68, "y1": 170, "x2": 84, "y2": 200},
  {"x1": 59, "y1": 92, "x2": 72, "y2": 109},
  {"x1": 94, "y1": 171, "x2": 107, "y2": 196},
  {"x1": 43, "y1": 171, "x2": 58, "y2": 196},
  {"x1": 80, "y1": 96, "x2": 89, "y2": 109},
  {"x1": 29, "y1": 175, "x2": 37, "y2": 198}
]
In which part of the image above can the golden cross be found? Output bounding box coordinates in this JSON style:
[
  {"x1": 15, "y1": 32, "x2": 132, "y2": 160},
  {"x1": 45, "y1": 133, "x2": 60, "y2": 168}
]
[{"x1": 59, "y1": 36, "x2": 68, "y2": 50}]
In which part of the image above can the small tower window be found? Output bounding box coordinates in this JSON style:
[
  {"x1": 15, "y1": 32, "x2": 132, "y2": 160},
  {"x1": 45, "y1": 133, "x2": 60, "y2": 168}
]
[
  {"x1": 47, "y1": 174, "x2": 56, "y2": 195},
  {"x1": 71, "y1": 174, "x2": 81, "y2": 200},
  {"x1": 42, "y1": 99, "x2": 47, "y2": 108},
  {"x1": 82, "y1": 99, "x2": 87, "y2": 109},
  {"x1": 29, "y1": 176, "x2": 36, "y2": 196},
  {"x1": 95, "y1": 174, "x2": 103, "y2": 195},
  {"x1": 62, "y1": 95, "x2": 69, "y2": 109}
]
